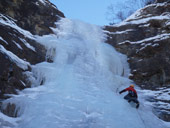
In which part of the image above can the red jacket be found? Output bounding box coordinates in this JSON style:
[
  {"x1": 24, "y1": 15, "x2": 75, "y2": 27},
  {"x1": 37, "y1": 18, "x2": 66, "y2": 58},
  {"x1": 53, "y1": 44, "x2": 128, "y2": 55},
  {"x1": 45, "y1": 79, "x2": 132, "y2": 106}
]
[{"x1": 119, "y1": 87, "x2": 138, "y2": 98}]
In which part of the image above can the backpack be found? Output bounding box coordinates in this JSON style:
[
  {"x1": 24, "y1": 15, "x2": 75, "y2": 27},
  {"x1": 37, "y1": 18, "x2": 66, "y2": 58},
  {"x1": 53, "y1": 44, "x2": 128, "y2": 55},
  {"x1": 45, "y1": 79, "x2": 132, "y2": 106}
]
[{"x1": 129, "y1": 90, "x2": 135, "y2": 97}]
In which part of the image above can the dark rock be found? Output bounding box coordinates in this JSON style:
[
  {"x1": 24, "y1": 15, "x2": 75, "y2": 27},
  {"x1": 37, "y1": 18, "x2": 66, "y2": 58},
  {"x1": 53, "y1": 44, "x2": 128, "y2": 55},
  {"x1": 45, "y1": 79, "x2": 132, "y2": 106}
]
[
  {"x1": 0, "y1": 0, "x2": 65, "y2": 35},
  {"x1": 1, "y1": 103, "x2": 19, "y2": 117},
  {"x1": 0, "y1": 24, "x2": 46, "y2": 65}
]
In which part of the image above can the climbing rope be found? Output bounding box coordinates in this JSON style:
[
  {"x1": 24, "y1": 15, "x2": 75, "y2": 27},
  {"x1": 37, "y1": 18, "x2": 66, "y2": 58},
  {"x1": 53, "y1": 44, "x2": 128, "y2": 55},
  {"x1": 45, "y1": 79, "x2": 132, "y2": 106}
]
[
  {"x1": 136, "y1": 109, "x2": 147, "y2": 128},
  {"x1": 116, "y1": 87, "x2": 119, "y2": 93}
]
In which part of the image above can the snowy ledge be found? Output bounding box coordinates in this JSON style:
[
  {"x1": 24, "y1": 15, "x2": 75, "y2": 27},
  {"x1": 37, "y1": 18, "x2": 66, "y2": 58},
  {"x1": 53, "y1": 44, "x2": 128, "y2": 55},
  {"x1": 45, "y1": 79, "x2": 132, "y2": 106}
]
[
  {"x1": 103, "y1": 29, "x2": 134, "y2": 35},
  {"x1": 118, "y1": 33, "x2": 170, "y2": 45},
  {"x1": 116, "y1": 15, "x2": 170, "y2": 27},
  {"x1": 0, "y1": 36, "x2": 8, "y2": 45}
]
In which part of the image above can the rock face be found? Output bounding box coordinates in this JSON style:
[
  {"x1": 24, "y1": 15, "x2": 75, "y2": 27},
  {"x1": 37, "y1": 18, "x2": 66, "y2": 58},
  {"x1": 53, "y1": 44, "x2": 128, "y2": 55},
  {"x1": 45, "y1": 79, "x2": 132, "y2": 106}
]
[
  {"x1": 0, "y1": 0, "x2": 64, "y2": 101},
  {"x1": 104, "y1": 1, "x2": 170, "y2": 121},
  {"x1": 0, "y1": 0, "x2": 64, "y2": 35}
]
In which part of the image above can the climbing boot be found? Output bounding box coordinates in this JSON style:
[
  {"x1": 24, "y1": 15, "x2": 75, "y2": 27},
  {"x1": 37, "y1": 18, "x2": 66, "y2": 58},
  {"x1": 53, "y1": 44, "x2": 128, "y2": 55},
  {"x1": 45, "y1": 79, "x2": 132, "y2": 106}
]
[{"x1": 136, "y1": 103, "x2": 139, "y2": 109}]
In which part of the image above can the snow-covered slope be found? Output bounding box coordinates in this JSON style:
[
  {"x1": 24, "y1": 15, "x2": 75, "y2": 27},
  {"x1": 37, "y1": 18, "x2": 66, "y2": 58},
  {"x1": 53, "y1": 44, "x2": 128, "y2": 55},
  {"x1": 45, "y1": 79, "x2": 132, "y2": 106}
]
[{"x1": 0, "y1": 18, "x2": 167, "y2": 128}]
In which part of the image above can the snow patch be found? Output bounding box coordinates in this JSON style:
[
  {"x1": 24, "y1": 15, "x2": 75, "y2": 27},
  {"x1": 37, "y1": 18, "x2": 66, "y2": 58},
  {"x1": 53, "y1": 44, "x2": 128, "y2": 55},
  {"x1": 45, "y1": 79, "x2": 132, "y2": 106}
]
[
  {"x1": 0, "y1": 14, "x2": 34, "y2": 39},
  {"x1": 107, "y1": 29, "x2": 134, "y2": 35},
  {"x1": 13, "y1": 41, "x2": 23, "y2": 50},
  {"x1": 117, "y1": 15, "x2": 169, "y2": 27},
  {"x1": 141, "y1": 88, "x2": 170, "y2": 114},
  {"x1": 0, "y1": 112, "x2": 19, "y2": 127},
  {"x1": 39, "y1": 0, "x2": 47, "y2": 5},
  {"x1": 119, "y1": 33, "x2": 170, "y2": 45},
  {"x1": 125, "y1": 2, "x2": 169, "y2": 22},
  {"x1": 139, "y1": 43, "x2": 159, "y2": 51},
  {"x1": 0, "y1": 45, "x2": 30, "y2": 70},
  {"x1": 0, "y1": 36, "x2": 8, "y2": 45},
  {"x1": 19, "y1": 38, "x2": 35, "y2": 52},
  {"x1": 0, "y1": 14, "x2": 17, "y2": 26}
]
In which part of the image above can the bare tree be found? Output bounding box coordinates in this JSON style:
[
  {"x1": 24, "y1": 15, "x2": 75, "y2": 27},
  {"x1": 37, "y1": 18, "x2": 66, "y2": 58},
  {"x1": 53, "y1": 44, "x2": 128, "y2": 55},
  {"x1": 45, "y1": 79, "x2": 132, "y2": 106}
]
[
  {"x1": 106, "y1": 2, "x2": 134, "y2": 24},
  {"x1": 117, "y1": 11, "x2": 126, "y2": 21},
  {"x1": 138, "y1": 0, "x2": 155, "y2": 6},
  {"x1": 106, "y1": 0, "x2": 156, "y2": 24}
]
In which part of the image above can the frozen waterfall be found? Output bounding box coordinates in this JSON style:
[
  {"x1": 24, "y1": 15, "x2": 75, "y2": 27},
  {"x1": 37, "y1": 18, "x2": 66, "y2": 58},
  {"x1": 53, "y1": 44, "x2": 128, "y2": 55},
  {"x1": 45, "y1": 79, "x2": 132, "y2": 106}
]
[{"x1": 1, "y1": 18, "x2": 167, "y2": 128}]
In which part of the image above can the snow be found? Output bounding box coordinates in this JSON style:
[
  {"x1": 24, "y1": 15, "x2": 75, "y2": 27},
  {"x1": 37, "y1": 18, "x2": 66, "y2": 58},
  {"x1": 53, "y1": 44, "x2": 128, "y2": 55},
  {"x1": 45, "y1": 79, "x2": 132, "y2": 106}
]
[
  {"x1": 0, "y1": 14, "x2": 17, "y2": 26},
  {"x1": 20, "y1": 81, "x2": 26, "y2": 87},
  {"x1": 119, "y1": 33, "x2": 170, "y2": 45},
  {"x1": 36, "y1": 0, "x2": 56, "y2": 9},
  {"x1": 0, "y1": 14, "x2": 34, "y2": 39},
  {"x1": 0, "y1": 112, "x2": 19, "y2": 128},
  {"x1": 141, "y1": 88, "x2": 170, "y2": 115},
  {"x1": 125, "y1": 7, "x2": 143, "y2": 22},
  {"x1": 13, "y1": 41, "x2": 23, "y2": 50},
  {"x1": 166, "y1": 21, "x2": 170, "y2": 26},
  {"x1": 0, "y1": 44, "x2": 30, "y2": 70},
  {"x1": 125, "y1": 2, "x2": 169, "y2": 22},
  {"x1": 117, "y1": 15, "x2": 169, "y2": 27},
  {"x1": 39, "y1": 0, "x2": 47, "y2": 5},
  {"x1": 139, "y1": 43, "x2": 159, "y2": 51},
  {"x1": 0, "y1": 37, "x2": 8, "y2": 45},
  {"x1": 19, "y1": 38, "x2": 35, "y2": 52},
  {"x1": 0, "y1": 18, "x2": 168, "y2": 128},
  {"x1": 104, "y1": 29, "x2": 134, "y2": 35},
  {"x1": 155, "y1": 2, "x2": 169, "y2": 8}
]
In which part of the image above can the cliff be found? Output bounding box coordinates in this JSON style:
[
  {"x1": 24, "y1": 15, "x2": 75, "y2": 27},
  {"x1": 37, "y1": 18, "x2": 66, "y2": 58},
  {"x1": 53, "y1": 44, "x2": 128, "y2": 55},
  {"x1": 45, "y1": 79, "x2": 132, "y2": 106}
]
[{"x1": 0, "y1": 0, "x2": 64, "y2": 100}]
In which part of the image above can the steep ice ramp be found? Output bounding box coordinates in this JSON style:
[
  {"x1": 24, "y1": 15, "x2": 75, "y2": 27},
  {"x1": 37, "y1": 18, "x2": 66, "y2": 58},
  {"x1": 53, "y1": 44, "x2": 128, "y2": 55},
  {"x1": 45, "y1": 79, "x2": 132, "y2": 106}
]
[{"x1": 2, "y1": 18, "x2": 166, "y2": 128}]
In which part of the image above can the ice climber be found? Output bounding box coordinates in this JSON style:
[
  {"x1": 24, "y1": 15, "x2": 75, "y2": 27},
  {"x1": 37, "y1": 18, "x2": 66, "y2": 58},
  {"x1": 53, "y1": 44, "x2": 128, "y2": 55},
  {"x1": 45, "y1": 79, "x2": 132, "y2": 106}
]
[{"x1": 119, "y1": 84, "x2": 140, "y2": 108}]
